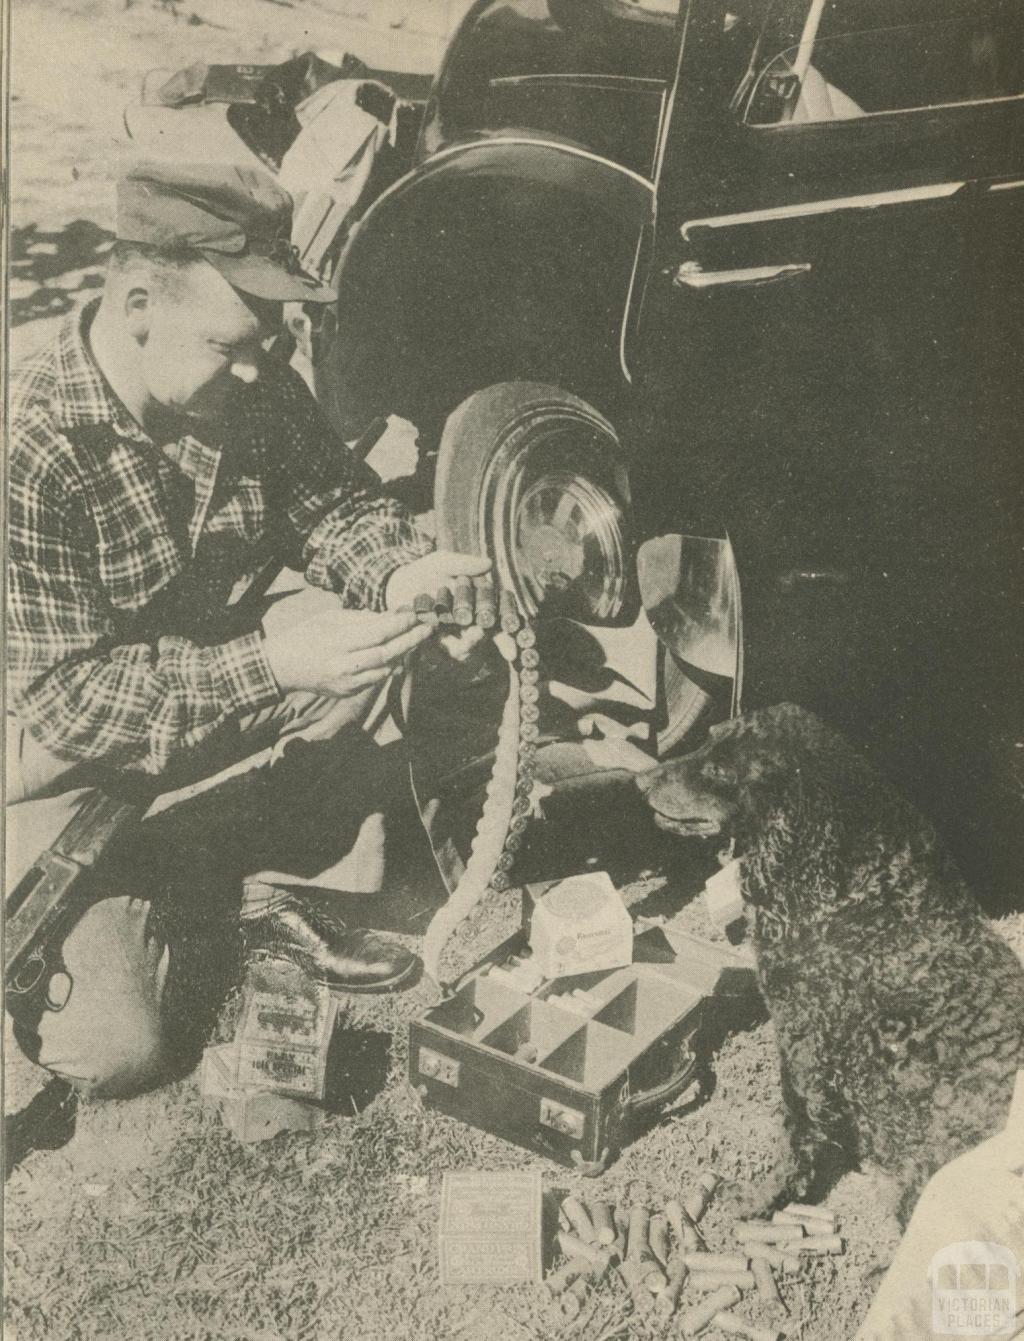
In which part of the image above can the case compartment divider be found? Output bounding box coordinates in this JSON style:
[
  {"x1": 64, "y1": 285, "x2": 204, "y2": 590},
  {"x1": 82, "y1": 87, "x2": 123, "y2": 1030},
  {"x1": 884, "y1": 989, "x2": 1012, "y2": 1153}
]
[
  {"x1": 481, "y1": 999, "x2": 584, "y2": 1059},
  {"x1": 596, "y1": 974, "x2": 701, "y2": 1042},
  {"x1": 538, "y1": 1019, "x2": 636, "y2": 1089},
  {"x1": 424, "y1": 977, "x2": 526, "y2": 1041}
]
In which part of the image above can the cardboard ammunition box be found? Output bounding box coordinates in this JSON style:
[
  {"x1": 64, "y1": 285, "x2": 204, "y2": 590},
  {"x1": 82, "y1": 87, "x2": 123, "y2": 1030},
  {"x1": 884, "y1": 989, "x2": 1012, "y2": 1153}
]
[
  {"x1": 200, "y1": 1042, "x2": 326, "y2": 1142},
  {"x1": 410, "y1": 922, "x2": 756, "y2": 1173},
  {"x1": 528, "y1": 872, "x2": 633, "y2": 979},
  {"x1": 438, "y1": 1171, "x2": 543, "y2": 1285},
  {"x1": 234, "y1": 987, "x2": 338, "y2": 1100}
]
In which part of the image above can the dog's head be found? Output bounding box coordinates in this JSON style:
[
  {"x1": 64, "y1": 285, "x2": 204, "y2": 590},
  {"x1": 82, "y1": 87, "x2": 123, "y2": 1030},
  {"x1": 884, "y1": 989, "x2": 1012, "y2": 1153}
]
[{"x1": 637, "y1": 703, "x2": 836, "y2": 841}]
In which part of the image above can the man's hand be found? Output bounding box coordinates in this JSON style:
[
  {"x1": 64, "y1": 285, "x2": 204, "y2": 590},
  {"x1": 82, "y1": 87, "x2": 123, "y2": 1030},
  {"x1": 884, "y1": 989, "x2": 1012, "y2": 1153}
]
[
  {"x1": 261, "y1": 586, "x2": 432, "y2": 698},
  {"x1": 385, "y1": 551, "x2": 493, "y2": 662}
]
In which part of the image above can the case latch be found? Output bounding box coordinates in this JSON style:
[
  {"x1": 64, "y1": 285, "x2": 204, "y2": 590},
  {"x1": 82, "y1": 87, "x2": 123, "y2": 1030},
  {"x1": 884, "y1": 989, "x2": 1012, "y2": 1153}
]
[
  {"x1": 539, "y1": 1098, "x2": 585, "y2": 1140},
  {"x1": 418, "y1": 1048, "x2": 461, "y2": 1087}
]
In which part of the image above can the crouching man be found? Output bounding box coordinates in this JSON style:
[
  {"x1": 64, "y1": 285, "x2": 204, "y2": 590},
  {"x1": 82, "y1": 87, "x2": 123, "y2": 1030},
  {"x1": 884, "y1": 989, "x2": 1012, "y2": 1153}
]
[{"x1": 6, "y1": 160, "x2": 488, "y2": 1097}]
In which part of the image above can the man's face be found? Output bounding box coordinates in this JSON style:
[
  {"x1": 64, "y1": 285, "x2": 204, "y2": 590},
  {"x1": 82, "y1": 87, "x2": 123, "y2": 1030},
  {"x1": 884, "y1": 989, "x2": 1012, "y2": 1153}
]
[{"x1": 133, "y1": 261, "x2": 282, "y2": 423}]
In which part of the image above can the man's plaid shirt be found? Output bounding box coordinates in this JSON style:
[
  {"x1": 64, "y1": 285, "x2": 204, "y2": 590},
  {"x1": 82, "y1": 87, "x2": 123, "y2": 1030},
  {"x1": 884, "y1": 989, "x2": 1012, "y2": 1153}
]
[{"x1": 8, "y1": 299, "x2": 433, "y2": 776}]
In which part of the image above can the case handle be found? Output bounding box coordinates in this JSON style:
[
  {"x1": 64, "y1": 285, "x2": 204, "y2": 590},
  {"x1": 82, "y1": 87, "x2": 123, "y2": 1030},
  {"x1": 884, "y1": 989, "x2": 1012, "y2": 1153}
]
[{"x1": 623, "y1": 1043, "x2": 699, "y2": 1117}]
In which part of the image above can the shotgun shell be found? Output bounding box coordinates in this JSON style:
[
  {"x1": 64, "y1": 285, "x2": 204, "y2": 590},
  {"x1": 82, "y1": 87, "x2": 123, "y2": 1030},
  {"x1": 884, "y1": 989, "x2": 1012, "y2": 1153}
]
[
  {"x1": 515, "y1": 626, "x2": 537, "y2": 649},
  {"x1": 564, "y1": 1275, "x2": 589, "y2": 1307},
  {"x1": 499, "y1": 590, "x2": 521, "y2": 633},
  {"x1": 688, "y1": 1270, "x2": 756, "y2": 1291},
  {"x1": 561, "y1": 1196, "x2": 596, "y2": 1244},
  {"x1": 626, "y1": 1206, "x2": 650, "y2": 1261},
  {"x1": 434, "y1": 586, "x2": 454, "y2": 618},
  {"x1": 683, "y1": 1172, "x2": 720, "y2": 1224},
  {"x1": 519, "y1": 668, "x2": 540, "y2": 686},
  {"x1": 735, "y1": 1221, "x2": 805, "y2": 1244},
  {"x1": 685, "y1": 1252, "x2": 751, "y2": 1273},
  {"x1": 452, "y1": 576, "x2": 475, "y2": 627},
  {"x1": 473, "y1": 576, "x2": 497, "y2": 629},
  {"x1": 557, "y1": 1231, "x2": 609, "y2": 1271},
  {"x1": 783, "y1": 1203, "x2": 839, "y2": 1231},
  {"x1": 751, "y1": 1256, "x2": 784, "y2": 1310},
  {"x1": 742, "y1": 1244, "x2": 801, "y2": 1272},
  {"x1": 797, "y1": 1234, "x2": 844, "y2": 1255},
  {"x1": 520, "y1": 648, "x2": 540, "y2": 668},
  {"x1": 413, "y1": 592, "x2": 435, "y2": 622},
  {"x1": 618, "y1": 1259, "x2": 655, "y2": 1316},
  {"x1": 665, "y1": 1199, "x2": 685, "y2": 1244},
  {"x1": 589, "y1": 1201, "x2": 616, "y2": 1246},
  {"x1": 680, "y1": 1285, "x2": 741, "y2": 1337},
  {"x1": 712, "y1": 1309, "x2": 784, "y2": 1341},
  {"x1": 649, "y1": 1214, "x2": 670, "y2": 1266},
  {"x1": 643, "y1": 1261, "x2": 668, "y2": 1294},
  {"x1": 654, "y1": 1257, "x2": 689, "y2": 1315},
  {"x1": 544, "y1": 1257, "x2": 590, "y2": 1297},
  {"x1": 771, "y1": 1211, "x2": 806, "y2": 1227}
]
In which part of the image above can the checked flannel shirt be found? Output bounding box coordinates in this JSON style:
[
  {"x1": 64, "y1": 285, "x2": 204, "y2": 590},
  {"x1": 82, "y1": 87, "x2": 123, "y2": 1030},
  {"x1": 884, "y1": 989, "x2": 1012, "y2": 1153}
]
[{"x1": 7, "y1": 298, "x2": 433, "y2": 777}]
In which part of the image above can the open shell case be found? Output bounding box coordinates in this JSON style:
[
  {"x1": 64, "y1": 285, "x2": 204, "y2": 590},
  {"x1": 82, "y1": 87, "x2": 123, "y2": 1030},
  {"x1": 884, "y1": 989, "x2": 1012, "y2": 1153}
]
[{"x1": 409, "y1": 905, "x2": 758, "y2": 1173}]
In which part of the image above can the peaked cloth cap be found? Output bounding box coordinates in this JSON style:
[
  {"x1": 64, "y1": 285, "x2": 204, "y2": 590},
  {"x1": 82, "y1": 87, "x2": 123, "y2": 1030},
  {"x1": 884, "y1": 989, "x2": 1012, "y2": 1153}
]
[{"x1": 116, "y1": 160, "x2": 335, "y2": 303}]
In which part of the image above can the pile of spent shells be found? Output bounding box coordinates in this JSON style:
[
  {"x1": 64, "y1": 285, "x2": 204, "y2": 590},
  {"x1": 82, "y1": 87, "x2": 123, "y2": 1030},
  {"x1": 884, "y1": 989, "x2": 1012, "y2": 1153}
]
[{"x1": 543, "y1": 1177, "x2": 845, "y2": 1338}]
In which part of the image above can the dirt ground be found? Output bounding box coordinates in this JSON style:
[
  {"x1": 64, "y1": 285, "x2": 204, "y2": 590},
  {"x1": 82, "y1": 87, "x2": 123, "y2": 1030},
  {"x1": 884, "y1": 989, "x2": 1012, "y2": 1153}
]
[{"x1": 4, "y1": 3, "x2": 1024, "y2": 1339}]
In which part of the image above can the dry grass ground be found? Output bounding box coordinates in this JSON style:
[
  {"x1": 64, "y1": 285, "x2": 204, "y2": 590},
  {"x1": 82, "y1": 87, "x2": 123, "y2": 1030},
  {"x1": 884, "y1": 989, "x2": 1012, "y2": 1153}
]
[{"x1": 5, "y1": 4, "x2": 1023, "y2": 1339}]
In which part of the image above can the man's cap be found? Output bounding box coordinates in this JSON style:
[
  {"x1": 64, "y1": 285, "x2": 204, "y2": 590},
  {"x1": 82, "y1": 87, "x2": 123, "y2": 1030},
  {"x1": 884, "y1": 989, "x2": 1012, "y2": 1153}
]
[{"x1": 116, "y1": 159, "x2": 336, "y2": 304}]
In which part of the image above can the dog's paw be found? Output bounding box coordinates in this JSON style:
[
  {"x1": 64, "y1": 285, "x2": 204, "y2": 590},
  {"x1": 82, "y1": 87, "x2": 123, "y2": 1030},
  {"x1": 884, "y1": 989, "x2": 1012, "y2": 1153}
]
[{"x1": 717, "y1": 1174, "x2": 790, "y2": 1223}]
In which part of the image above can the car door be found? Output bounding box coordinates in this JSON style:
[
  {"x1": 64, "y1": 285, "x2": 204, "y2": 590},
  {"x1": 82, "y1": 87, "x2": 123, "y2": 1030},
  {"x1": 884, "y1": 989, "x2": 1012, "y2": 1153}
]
[{"x1": 631, "y1": 0, "x2": 1024, "y2": 893}]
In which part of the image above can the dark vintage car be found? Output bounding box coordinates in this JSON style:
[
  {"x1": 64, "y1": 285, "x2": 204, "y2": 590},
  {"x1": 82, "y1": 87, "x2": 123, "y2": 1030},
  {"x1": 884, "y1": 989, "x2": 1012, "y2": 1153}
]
[{"x1": 311, "y1": 0, "x2": 1022, "y2": 903}]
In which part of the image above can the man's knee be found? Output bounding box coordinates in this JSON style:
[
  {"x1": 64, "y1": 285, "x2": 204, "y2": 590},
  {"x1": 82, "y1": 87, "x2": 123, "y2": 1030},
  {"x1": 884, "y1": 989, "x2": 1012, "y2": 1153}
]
[{"x1": 27, "y1": 896, "x2": 172, "y2": 1099}]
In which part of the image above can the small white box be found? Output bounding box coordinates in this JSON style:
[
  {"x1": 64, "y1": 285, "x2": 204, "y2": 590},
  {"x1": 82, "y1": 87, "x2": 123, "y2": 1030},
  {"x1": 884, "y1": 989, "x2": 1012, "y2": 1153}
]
[{"x1": 529, "y1": 872, "x2": 633, "y2": 980}]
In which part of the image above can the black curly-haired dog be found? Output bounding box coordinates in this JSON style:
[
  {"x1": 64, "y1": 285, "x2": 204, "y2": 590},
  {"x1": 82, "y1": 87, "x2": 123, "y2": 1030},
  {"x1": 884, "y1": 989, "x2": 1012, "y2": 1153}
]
[{"x1": 638, "y1": 703, "x2": 1024, "y2": 1224}]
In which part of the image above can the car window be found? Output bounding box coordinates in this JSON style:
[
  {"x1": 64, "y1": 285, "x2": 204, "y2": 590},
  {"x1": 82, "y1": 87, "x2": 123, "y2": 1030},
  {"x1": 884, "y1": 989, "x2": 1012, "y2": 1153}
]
[{"x1": 739, "y1": 1, "x2": 1023, "y2": 127}]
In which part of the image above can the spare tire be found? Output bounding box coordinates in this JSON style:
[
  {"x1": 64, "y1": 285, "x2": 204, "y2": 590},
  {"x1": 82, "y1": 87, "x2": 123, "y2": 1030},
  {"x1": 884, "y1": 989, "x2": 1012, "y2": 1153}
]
[{"x1": 434, "y1": 382, "x2": 711, "y2": 753}]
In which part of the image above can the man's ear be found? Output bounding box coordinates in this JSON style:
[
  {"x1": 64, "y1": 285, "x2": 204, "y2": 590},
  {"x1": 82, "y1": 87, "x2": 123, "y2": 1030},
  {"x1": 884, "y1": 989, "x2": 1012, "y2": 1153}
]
[{"x1": 124, "y1": 285, "x2": 152, "y2": 343}]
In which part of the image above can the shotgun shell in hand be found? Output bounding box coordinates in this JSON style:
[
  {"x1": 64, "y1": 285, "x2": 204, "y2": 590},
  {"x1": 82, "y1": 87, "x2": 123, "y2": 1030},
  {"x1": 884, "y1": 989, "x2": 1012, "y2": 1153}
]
[
  {"x1": 499, "y1": 589, "x2": 521, "y2": 633},
  {"x1": 452, "y1": 576, "x2": 475, "y2": 627},
  {"x1": 689, "y1": 1270, "x2": 756, "y2": 1291},
  {"x1": 685, "y1": 1252, "x2": 750, "y2": 1273},
  {"x1": 654, "y1": 1257, "x2": 689, "y2": 1315},
  {"x1": 680, "y1": 1285, "x2": 741, "y2": 1337},
  {"x1": 434, "y1": 586, "x2": 455, "y2": 622},
  {"x1": 557, "y1": 1231, "x2": 609, "y2": 1272},
  {"x1": 561, "y1": 1196, "x2": 596, "y2": 1244},
  {"x1": 589, "y1": 1201, "x2": 616, "y2": 1246},
  {"x1": 473, "y1": 576, "x2": 497, "y2": 629},
  {"x1": 544, "y1": 1257, "x2": 590, "y2": 1297},
  {"x1": 751, "y1": 1256, "x2": 784, "y2": 1310},
  {"x1": 783, "y1": 1203, "x2": 838, "y2": 1231},
  {"x1": 626, "y1": 1206, "x2": 650, "y2": 1261},
  {"x1": 649, "y1": 1214, "x2": 670, "y2": 1266},
  {"x1": 712, "y1": 1309, "x2": 784, "y2": 1341},
  {"x1": 736, "y1": 1221, "x2": 805, "y2": 1244},
  {"x1": 683, "y1": 1172, "x2": 720, "y2": 1224},
  {"x1": 797, "y1": 1234, "x2": 843, "y2": 1255},
  {"x1": 413, "y1": 592, "x2": 435, "y2": 622}
]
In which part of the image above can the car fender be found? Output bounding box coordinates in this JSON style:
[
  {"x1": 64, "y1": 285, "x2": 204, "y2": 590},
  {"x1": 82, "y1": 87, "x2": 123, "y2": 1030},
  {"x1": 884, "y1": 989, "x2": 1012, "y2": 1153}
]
[{"x1": 314, "y1": 134, "x2": 654, "y2": 437}]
